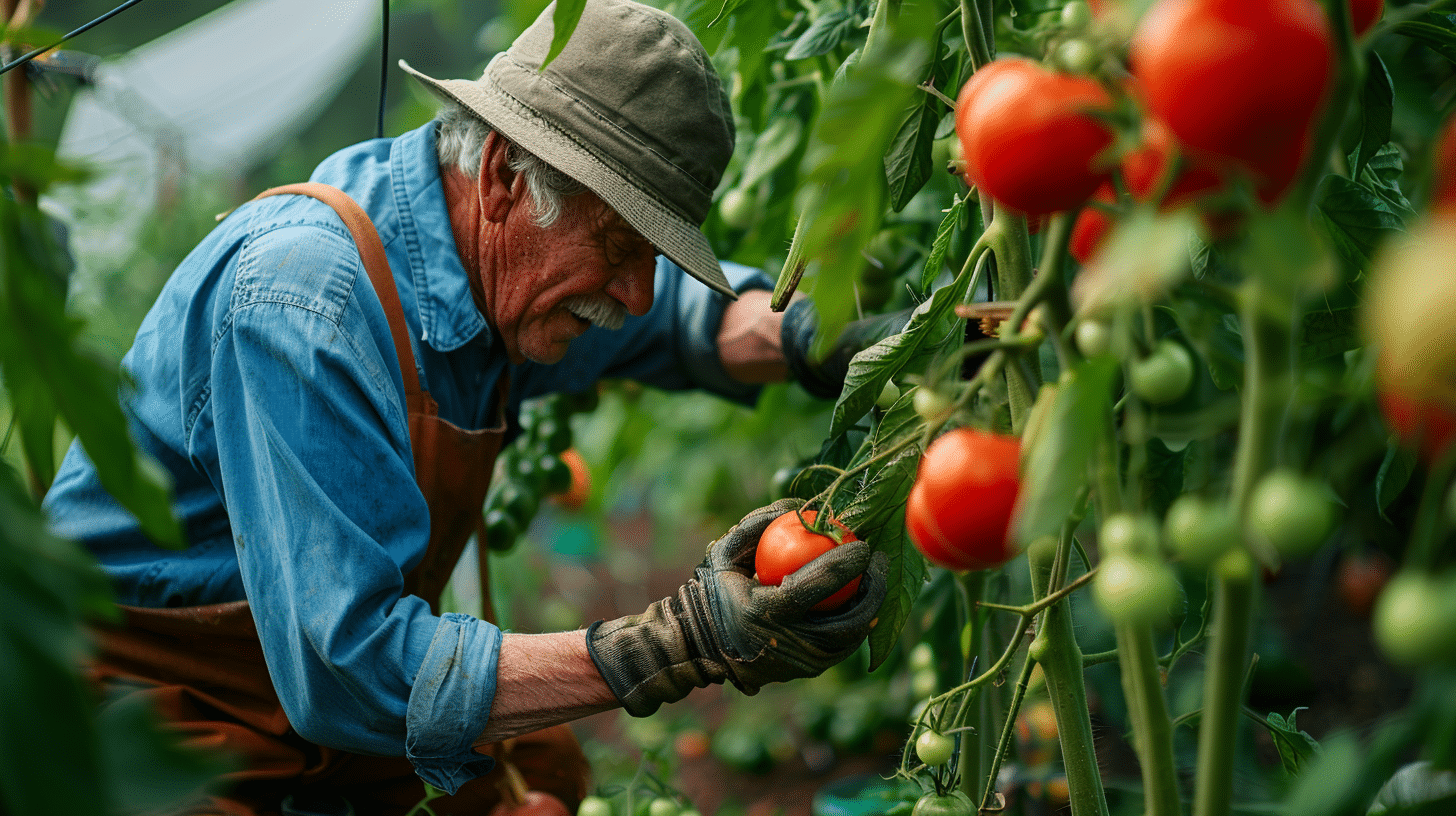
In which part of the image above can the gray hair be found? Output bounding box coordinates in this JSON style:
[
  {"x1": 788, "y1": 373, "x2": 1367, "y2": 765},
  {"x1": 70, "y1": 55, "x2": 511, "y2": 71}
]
[{"x1": 434, "y1": 102, "x2": 586, "y2": 228}]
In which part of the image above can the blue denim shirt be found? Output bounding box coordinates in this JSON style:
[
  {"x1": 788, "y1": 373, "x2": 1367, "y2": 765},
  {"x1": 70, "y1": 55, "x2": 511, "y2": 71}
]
[{"x1": 42, "y1": 121, "x2": 770, "y2": 792}]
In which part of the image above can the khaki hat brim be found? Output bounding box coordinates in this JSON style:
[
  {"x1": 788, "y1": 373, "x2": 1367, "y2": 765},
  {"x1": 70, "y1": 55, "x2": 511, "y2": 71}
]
[{"x1": 401, "y1": 58, "x2": 738, "y2": 301}]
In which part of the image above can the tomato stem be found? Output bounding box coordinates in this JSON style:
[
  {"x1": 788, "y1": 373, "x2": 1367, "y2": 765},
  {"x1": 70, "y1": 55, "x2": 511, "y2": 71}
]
[
  {"x1": 1114, "y1": 622, "x2": 1183, "y2": 816},
  {"x1": 953, "y1": 570, "x2": 989, "y2": 803},
  {"x1": 1193, "y1": 283, "x2": 1284, "y2": 816},
  {"x1": 979, "y1": 649, "x2": 1038, "y2": 813},
  {"x1": 1027, "y1": 529, "x2": 1110, "y2": 816}
]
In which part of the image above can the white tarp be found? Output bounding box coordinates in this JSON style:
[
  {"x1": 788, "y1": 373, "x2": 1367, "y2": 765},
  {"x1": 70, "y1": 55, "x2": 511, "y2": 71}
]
[{"x1": 44, "y1": 0, "x2": 380, "y2": 289}]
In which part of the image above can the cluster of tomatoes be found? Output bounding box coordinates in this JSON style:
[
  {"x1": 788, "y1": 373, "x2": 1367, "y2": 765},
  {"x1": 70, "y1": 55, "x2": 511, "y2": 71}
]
[
  {"x1": 955, "y1": 0, "x2": 1383, "y2": 263},
  {"x1": 482, "y1": 391, "x2": 596, "y2": 553}
]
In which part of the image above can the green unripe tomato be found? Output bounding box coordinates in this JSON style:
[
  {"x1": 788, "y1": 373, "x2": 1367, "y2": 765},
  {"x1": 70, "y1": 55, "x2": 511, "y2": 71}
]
[
  {"x1": 1099, "y1": 512, "x2": 1160, "y2": 557},
  {"x1": 578, "y1": 795, "x2": 614, "y2": 816},
  {"x1": 1075, "y1": 319, "x2": 1112, "y2": 357},
  {"x1": 876, "y1": 380, "x2": 901, "y2": 410},
  {"x1": 1130, "y1": 340, "x2": 1195, "y2": 405},
  {"x1": 1373, "y1": 572, "x2": 1456, "y2": 667},
  {"x1": 1094, "y1": 554, "x2": 1180, "y2": 626},
  {"x1": 1164, "y1": 495, "x2": 1239, "y2": 567},
  {"x1": 912, "y1": 790, "x2": 976, "y2": 816},
  {"x1": 647, "y1": 797, "x2": 680, "y2": 816},
  {"x1": 913, "y1": 387, "x2": 953, "y2": 421},
  {"x1": 1247, "y1": 470, "x2": 1335, "y2": 559},
  {"x1": 1061, "y1": 0, "x2": 1092, "y2": 31},
  {"x1": 1055, "y1": 38, "x2": 1099, "y2": 74},
  {"x1": 909, "y1": 642, "x2": 934, "y2": 672},
  {"x1": 719, "y1": 187, "x2": 756, "y2": 229},
  {"x1": 911, "y1": 668, "x2": 939, "y2": 700},
  {"x1": 915, "y1": 729, "x2": 956, "y2": 767},
  {"x1": 1214, "y1": 547, "x2": 1256, "y2": 583}
]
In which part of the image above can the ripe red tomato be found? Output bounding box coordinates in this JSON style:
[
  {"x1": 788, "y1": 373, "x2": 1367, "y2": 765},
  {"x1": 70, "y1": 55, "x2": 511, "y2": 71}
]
[
  {"x1": 906, "y1": 428, "x2": 1022, "y2": 571},
  {"x1": 1129, "y1": 0, "x2": 1334, "y2": 205},
  {"x1": 1351, "y1": 0, "x2": 1384, "y2": 37},
  {"x1": 1070, "y1": 182, "x2": 1117, "y2": 264},
  {"x1": 1432, "y1": 116, "x2": 1456, "y2": 213},
  {"x1": 1336, "y1": 550, "x2": 1392, "y2": 619},
  {"x1": 1121, "y1": 118, "x2": 1226, "y2": 208},
  {"x1": 756, "y1": 509, "x2": 862, "y2": 611},
  {"x1": 955, "y1": 57, "x2": 1116, "y2": 216},
  {"x1": 1377, "y1": 388, "x2": 1456, "y2": 463}
]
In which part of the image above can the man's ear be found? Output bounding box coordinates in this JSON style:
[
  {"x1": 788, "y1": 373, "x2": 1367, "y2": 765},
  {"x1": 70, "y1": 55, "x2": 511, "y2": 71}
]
[{"x1": 478, "y1": 130, "x2": 517, "y2": 223}]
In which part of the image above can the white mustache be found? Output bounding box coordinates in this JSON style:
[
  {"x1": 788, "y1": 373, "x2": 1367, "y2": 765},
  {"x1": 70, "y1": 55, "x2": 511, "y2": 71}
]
[{"x1": 561, "y1": 293, "x2": 628, "y2": 331}]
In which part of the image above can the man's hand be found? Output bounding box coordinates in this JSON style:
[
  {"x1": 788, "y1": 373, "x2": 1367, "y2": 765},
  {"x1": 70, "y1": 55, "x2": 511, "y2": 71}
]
[
  {"x1": 585, "y1": 499, "x2": 888, "y2": 717},
  {"x1": 781, "y1": 300, "x2": 913, "y2": 399}
]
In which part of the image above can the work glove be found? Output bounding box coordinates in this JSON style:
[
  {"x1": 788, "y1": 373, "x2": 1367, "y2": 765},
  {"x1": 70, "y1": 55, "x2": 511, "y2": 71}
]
[
  {"x1": 781, "y1": 300, "x2": 914, "y2": 400},
  {"x1": 585, "y1": 499, "x2": 889, "y2": 717}
]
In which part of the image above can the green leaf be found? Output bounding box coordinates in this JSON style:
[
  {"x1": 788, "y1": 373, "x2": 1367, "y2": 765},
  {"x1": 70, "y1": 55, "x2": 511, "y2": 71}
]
[
  {"x1": 1352, "y1": 52, "x2": 1394, "y2": 181},
  {"x1": 1358, "y1": 144, "x2": 1418, "y2": 220},
  {"x1": 884, "y1": 100, "x2": 939, "y2": 213},
  {"x1": 706, "y1": 0, "x2": 749, "y2": 28},
  {"x1": 919, "y1": 197, "x2": 967, "y2": 293},
  {"x1": 740, "y1": 116, "x2": 805, "y2": 190},
  {"x1": 1015, "y1": 356, "x2": 1119, "y2": 544},
  {"x1": 1299, "y1": 307, "x2": 1361, "y2": 364},
  {"x1": 829, "y1": 256, "x2": 969, "y2": 440},
  {"x1": 784, "y1": 9, "x2": 857, "y2": 61},
  {"x1": 99, "y1": 693, "x2": 232, "y2": 814},
  {"x1": 1315, "y1": 175, "x2": 1405, "y2": 271},
  {"x1": 839, "y1": 389, "x2": 927, "y2": 671},
  {"x1": 1263, "y1": 709, "x2": 1322, "y2": 776},
  {"x1": 1376, "y1": 444, "x2": 1416, "y2": 521},
  {"x1": 541, "y1": 0, "x2": 588, "y2": 71},
  {"x1": 1, "y1": 178, "x2": 183, "y2": 547},
  {"x1": 1393, "y1": 15, "x2": 1456, "y2": 67},
  {"x1": 1283, "y1": 731, "x2": 1363, "y2": 816}
]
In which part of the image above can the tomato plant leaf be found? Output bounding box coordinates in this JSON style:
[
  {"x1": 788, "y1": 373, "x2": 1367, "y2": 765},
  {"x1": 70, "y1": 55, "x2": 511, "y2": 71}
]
[
  {"x1": 0, "y1": 196, "x2": 183, "y2": 548},
  {"x1": 884, "y1": 99, "x2": 939, "y2": 213},
  {"x1": 1352, "y1": 52, "x2": 1394, "y2": 181},
  {"x1": 740, "y1": 115, "x2": 806, "y2": 191},
  {"x1": 1263, "y1": 709, "x2": 1322, "y2": 776},
  {"x1": 1393, "y1": 14, "x2": 1456, "y2": 67},
  {"x1": 1299, "y1": 307, "x2": 1362, "y2": 364},
  {"x1": 1015, "y1": 356, "x2": 1119, "y2": 545},
  {"x1": 706, "y1": 0, "x2": 749, "y2": 28},
  {"x1": 541, "y1": 0, "x2": 588, "y2": 71},
  {"x1": 839, "y1": 389, "x2": 926, "y2": 671},
  {"x1": 784, "y1": 9, "x2": 858, "y2": 61},
  {"x1": 919, "y1": 196, "x2": 967, "y2": 293},
  {"x1": 1315, "y1": 175, "x2": 1405, "y2": 272},
  {"x1": 1376, "y1": 443, "x2": 1416, "y2": 522},
  {"x1": 1357, "y1": 144, "x2": 1417, "y2": 220},
  {"x1": 830, "y1": 262, "x2": 966, "y2": 439}
]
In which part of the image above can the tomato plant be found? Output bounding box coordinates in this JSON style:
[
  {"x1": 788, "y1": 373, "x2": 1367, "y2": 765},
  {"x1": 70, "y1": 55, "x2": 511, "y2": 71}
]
[
  {"x1": 756, "y1": 509, "x2": 862, "y2": 611},
  {"x1": 910, "y1": 791, "x2": 976, "y2": 816},
  {"x1": 1373, "y1": 572, "x2": 1456, "y2": 667},
  {"x1": 955, "y1": 57, "x2": 1116, "y2": 216},
  {"x1": 1246, "y1": 470, "x2": 1335, "y2": 559},
  {"x1": 905, "y1": 428, "x2": 1022, "y2": 572},
  {"x1": 1129, "y1": 339, "x2": 1195, "y2": 405}
]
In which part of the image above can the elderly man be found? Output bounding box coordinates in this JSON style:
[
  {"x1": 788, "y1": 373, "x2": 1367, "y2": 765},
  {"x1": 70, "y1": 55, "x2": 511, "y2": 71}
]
[{"x1": 43, "y1": 1, "x2": 888, "y2": 814}]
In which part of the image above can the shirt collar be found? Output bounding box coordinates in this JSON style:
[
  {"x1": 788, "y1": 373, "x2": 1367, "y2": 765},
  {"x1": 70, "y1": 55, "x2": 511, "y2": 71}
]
[{"x1": 390, "y1": 121, "x2": 490, "y2": 354}]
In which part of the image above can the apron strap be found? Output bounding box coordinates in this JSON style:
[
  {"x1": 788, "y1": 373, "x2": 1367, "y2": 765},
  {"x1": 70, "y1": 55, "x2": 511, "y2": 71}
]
[{"x1": 251, "y1": 183, "x2": 425, "y2": 403}]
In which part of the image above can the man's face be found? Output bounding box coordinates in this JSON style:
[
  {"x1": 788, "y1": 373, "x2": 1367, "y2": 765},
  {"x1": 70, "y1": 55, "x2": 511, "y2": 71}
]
[{"x1": 485, "y1": 188, "x2": 657, "y2": 365}]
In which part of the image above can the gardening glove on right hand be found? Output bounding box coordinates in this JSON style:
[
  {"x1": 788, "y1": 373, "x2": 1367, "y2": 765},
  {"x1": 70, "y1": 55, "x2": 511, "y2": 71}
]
[{"x1": 585, "y1": 498, "x2": 889, "y2": 717}]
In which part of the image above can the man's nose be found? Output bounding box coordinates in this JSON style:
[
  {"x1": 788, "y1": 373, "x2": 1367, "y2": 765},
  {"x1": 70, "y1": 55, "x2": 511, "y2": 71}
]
[{"x1": 607, "y1": 255, "x2": 656, "y2": 317}]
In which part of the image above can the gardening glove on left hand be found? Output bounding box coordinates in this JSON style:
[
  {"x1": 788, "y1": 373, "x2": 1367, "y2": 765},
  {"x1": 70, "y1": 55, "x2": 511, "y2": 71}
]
[
  {"x1": 584, "y1": 498, "x2": 889, "y2": 717},
  {"x1": 781, "y1": 299, "x2": 914, "y2": 400}
]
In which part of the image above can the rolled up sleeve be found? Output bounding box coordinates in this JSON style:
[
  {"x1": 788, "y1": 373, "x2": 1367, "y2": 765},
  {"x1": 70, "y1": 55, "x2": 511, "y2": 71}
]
[{"x1": 405, "y1": 613, "x2": 503, "y2": 791}]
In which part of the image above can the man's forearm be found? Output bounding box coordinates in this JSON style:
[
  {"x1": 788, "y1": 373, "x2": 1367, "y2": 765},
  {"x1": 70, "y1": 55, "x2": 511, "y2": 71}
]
[
  {"x1": 473, "y1": 631, "x2": 619, "y2": 745},
  {"x1": 717, "y1": 289, "x2": 794, "y2": 384}
]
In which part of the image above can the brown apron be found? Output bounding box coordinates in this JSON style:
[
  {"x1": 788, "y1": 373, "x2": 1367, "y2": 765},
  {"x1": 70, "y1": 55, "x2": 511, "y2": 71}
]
[{"x1": 90, "y1": 183, "x2": 589, "y2": 816}]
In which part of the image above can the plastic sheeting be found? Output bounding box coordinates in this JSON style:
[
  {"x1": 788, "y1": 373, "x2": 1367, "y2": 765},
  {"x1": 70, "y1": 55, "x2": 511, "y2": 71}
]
[{"x1": 44, "y1": 0, "x2": 380, "y2": 284}]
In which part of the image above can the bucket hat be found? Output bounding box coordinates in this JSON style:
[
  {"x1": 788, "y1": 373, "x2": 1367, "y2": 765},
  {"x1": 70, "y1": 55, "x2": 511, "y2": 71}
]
[{"x1": 400, "y1": 0, "x2": 738, "y2": 299}]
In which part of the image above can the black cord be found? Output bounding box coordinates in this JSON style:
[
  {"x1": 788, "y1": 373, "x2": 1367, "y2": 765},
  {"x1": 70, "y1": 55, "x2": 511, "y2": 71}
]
[
  {"x1": 376, "y1": 0, "x2": 389, "y2": 139},
  {"x1": 0, "y1": 0, "x2": 147, "y2": 76}
]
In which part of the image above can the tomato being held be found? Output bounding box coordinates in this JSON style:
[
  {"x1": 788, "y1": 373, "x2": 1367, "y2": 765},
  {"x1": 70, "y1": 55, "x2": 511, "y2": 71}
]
[
  {"x1": 906, "y1": 428, "x2": 1022, "y2": 571},
  {"x1": 756, "y1": 510, "x2": 862, "y2": 611},
  {"x1": 1130, "y1": 0, "x2": 1334, "y2": 205},
  {"x1": 955, "y1": 57, "x2": 1116, "y2": 216}
]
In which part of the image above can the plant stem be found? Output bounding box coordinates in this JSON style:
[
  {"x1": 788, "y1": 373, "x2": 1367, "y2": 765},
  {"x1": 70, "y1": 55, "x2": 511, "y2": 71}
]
[
  {"x1": 1192, "y1": 284, "x2": 1284, "y2": 816},
  {"x1": 959, "y1": 0, "x2": 993, "y2": 72},
  {"x1": 1114, "y1": 622, "x2": 1183, "y2": 816},
  {"x1": 981, "y1": 648, "x2": 1038, "y2": 812},
  {"x1": 955, "y1": 570, "x2": 989, "y2": 804},
  {"x1": 1027, "y1": 532, "x2": 1110, "y2": 816}
]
